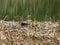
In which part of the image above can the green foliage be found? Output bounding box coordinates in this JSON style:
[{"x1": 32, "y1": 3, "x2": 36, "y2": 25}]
[{"x1": 0, "y1": 0, "x2": 60, "y2": 21}]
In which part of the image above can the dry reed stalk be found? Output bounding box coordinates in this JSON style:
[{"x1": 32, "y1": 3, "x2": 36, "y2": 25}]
[
  {"x1": 0, "y1": 37, "x2": 2, "y2": 45},
  {"x1": 4, "y1": 30, "x2": 13, "y2": 45}
]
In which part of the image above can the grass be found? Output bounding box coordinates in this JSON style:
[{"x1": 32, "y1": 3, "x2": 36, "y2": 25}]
[{"x1": 0, "y1": 0, "x2": 60, "y2": 21}]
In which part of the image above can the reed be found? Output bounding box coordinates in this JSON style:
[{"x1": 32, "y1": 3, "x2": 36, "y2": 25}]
[{"x1": 0, "y1": 0, "x2": 59, "y2": 21}]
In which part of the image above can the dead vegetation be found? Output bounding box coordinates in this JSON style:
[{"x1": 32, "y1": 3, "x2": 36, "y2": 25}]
[{"x1": 0, "y1": 20, "x2": 60, "y2": 45}]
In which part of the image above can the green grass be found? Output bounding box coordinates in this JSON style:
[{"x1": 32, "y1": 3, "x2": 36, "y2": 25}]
[{"x1": 0, "y1": 0, "x2": 60, "y2": 21}]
